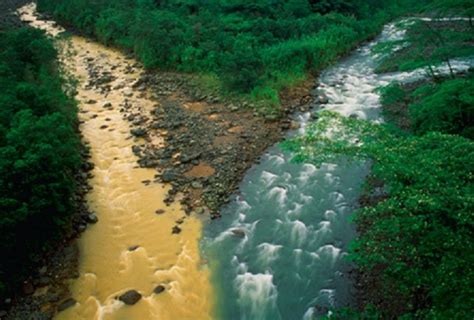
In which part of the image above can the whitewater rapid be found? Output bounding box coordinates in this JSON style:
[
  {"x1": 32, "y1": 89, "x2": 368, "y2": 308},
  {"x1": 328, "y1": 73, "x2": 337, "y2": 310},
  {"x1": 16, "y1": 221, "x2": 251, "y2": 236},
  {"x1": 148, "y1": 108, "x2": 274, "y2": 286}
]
[{"x1": 202, "y1": 17, "x2": 473, "y2": 320}]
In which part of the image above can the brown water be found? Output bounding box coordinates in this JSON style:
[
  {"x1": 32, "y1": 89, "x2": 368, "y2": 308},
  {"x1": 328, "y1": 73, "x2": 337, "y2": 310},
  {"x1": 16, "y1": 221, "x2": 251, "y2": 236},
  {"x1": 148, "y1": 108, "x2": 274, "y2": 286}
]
[{"x1": 18, "y1": 4, "x2": 213, "y2": 319}]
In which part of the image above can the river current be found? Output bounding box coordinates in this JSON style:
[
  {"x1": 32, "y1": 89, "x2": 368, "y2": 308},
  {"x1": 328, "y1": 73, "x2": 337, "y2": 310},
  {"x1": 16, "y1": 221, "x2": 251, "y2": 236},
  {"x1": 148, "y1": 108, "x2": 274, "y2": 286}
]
[
  {"x1": 19, "y1": 5, "x2": 472, "y2": 319},
  {"x1": 202, "y1": 18, "x2": 473, "y2": 320}
]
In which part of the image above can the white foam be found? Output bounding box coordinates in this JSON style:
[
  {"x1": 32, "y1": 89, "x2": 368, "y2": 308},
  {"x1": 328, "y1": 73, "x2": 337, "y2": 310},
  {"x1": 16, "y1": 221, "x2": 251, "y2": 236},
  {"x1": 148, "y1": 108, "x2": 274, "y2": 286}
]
[
  {"x1": 268, "y1": 154, "x2": 285, "y2": 166},
  {"x1": 329, "y1": 191, "x2": 345, "y2": 204},
  {"x1": 268, "y1": 186, "x2": 288, "y2": 206},
  {"x1": 260, "y1": 170, "x2": 278, "y2": 187},
  {"x1": 303, "y1": 307, "x2": 316, "y2": 320},
  {"x1": 257, "y1": 243, "x2": 283, "y2": 265},
  {"x1": 317, "y1": 245, "x2": 341, "y2": 266},
  {"x1": 324, "y1": 210, "x2": 337, "y2": 221},
  {"x1": 235, "y1": 272, "x2": 279, "y2": 320},
  {"x1": 290, "y1": 220, "x2": 308, "y2": 246},
  {"x1": 319, "y1": 288, "x2": 336, "y2": 307}
]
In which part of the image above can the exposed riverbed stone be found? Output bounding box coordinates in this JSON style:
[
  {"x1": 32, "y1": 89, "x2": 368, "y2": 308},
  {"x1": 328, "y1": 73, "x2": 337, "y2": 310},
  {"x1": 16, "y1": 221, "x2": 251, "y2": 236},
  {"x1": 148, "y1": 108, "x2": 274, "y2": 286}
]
[
  {"x1": 85, "y1": 213, "x2": 98, "y2": 224},
  {"x1": 161, "y1": 169, "x2": 178, "y2": 183},
  {"x1": 130, "y1": 128, "x2": 146, "y2": 137}
]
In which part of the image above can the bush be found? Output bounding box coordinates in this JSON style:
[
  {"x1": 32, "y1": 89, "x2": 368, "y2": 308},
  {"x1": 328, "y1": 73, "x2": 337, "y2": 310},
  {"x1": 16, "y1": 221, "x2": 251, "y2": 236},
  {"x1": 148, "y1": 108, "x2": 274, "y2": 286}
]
[
  {"x1": 285, "y1": 112, "x2": 474, "y2": 319},
  {"x1": 410, "y1": 77, "x2": 474, "y2": 138},
  {"x1": 0, "y1": 28, "x2": 80, "y2": 296},
  {"x1": 37, "y1": 0, "x2": 426, "y2": 98}
]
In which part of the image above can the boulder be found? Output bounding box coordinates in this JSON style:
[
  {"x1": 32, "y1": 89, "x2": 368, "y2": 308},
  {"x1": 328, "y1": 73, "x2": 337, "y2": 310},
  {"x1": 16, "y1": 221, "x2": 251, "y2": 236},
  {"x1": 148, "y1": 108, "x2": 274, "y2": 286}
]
[
  {"x1": 85, "y1": 213, "x2": 98, "y2": 224},
  {"x1": 231, "y1": 229, "x2": 246, "y2": 238},
  {"x1": 153, "y1": 285, "x2": 166, "y2": 294},
  {"x1": 316, "y1": 95, "x2": 329, "y2": 104},
  {"x1": 130, "y1": 128, "x2": 146, "y2": 137},
  {"x1": 191, "y1": 181, "x2": 203, "y2": 189},
  {"x1": 161, "y1": 169, "x2": 178, "y2": 183},
  {"x1": 119, "y1": 290, "x2": 142, "y2": 305}
]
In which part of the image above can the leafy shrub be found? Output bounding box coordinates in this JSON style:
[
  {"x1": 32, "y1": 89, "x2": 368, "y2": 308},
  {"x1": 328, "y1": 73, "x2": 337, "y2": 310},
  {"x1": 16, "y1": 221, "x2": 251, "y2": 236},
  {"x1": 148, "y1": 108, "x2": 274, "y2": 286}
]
[
  {"x1": 37, "y1": 0, "x2": 427, "y2": 97},
  {"x1": 285, "y1": 112, "x2": 474, "y2": 319},
  {"x1": 410, "y1": 77, "x2": 474, "y2": 138},
  {"x1": 0, "y1": 28, "x2": 80, "y2": 296}
]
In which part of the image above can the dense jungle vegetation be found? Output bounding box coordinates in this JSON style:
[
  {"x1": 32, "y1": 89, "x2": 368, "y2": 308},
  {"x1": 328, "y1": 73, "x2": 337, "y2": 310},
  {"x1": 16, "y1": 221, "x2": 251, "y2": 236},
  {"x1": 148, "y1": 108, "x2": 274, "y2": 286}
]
[
  {"x1": 0, "y1": 28, "x2": 80, "y2": 296},
  {"x1": 36, "y1": 0, "x2": 430, "y2": 108},
  {"x1": 287, "y1": 4, "x2": 474, "y2": 319}
]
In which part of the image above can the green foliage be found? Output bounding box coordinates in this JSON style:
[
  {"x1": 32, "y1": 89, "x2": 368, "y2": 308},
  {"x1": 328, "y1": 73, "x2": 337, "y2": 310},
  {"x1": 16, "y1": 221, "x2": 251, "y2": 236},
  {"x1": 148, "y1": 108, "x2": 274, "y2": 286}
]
[
  {"x1": 36, "y1": 0, "x2": 427, "y2": 104},
  {"x1": 430, "y1": 0, "x2": 474, "y2": 20},
  {"x1": 379, "y1": 75, "x2": 474, "y2": 138},
  {"x1": 376, "y1": 18, "x2": 474, "y2": 74},
  {"x1": 409, "y1": 77, "x2": 474, "y2": 138},
  {"x1": 0, "y1": 28, "x2": 80, "y2": 296},
  {"x1": 285, "y1": 112, "x2": 474, "y2": 319}
]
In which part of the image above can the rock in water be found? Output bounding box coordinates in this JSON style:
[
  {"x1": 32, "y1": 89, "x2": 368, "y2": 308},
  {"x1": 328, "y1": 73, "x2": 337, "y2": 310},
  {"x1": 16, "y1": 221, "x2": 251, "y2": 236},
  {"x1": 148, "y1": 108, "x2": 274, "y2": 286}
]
[
  {"x1": 153, "y1": 285, "x2": 165, "y2": 294},
  {"x1": 57, "y1": 298, "x2": 77, "y2": 312},
  {"x1": 86, "y1": 213, "x2": 98, "y2": 224},
  {"x1": 119, "y1": 290, "x2": 142, "y2": 305},
  {"x1": 231, "y1": 228, "x2": 246, "y2": 238}
]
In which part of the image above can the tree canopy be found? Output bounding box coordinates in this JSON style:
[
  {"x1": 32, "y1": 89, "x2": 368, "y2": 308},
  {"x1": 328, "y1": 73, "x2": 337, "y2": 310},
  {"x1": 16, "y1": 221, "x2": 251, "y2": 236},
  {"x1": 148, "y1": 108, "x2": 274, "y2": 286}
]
[{"x1": 0, "y1": 28, "x2": 80, "y2": 296}]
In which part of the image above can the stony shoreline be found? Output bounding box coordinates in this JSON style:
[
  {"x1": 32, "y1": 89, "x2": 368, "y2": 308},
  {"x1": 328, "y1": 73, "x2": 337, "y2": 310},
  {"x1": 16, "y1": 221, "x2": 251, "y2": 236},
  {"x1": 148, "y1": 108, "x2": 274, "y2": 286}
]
[
  {"x1": 132, "y1": 71, "x2": 319, "y2": 219},
  {"x1": 1, "y1": 3, "x2": 98, "y2": 319},
  {"x1": 3, "y1": 144, "x2": 97, "y2": 319}
]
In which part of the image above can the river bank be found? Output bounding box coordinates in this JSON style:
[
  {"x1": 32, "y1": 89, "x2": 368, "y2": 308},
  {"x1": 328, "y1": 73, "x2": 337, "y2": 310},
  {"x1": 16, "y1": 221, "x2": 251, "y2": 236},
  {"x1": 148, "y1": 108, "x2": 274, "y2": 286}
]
[
  {"x1": 6, "y1": 4, "x2": 330, "y2": 318},
  {"x1": 9, "y1": 4, "x2": 214, "y2": 319},
  {"x1": 5, "y1": 1, "x2": 416, "y2": 318},
  {"x1": 130, "y1": 70, "x2": 319, "y2": 218},
  {"x1": 0, "y1": 1, "x2": 99, "y2": 318}
]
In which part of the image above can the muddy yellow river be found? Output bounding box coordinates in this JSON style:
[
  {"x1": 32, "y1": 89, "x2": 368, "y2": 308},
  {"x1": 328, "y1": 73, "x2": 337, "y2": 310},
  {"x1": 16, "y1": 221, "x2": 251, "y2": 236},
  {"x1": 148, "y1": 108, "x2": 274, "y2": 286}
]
[{"x1": 19, "y1": 4, "x2": 213, "y2": 320}]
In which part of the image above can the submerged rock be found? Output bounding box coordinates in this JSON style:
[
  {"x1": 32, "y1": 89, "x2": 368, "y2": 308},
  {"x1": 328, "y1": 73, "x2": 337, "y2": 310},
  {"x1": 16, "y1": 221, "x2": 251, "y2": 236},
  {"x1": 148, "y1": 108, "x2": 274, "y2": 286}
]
[
  {"x1": 230, "y1": 228, "x2": 246, "y2": 238},
  {"x1": 118, "y1": 290, "x2": 142, "y2": 305}
]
